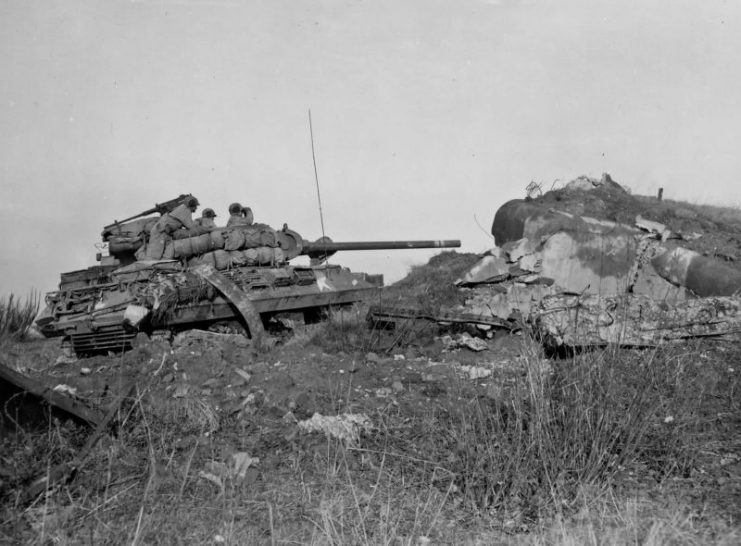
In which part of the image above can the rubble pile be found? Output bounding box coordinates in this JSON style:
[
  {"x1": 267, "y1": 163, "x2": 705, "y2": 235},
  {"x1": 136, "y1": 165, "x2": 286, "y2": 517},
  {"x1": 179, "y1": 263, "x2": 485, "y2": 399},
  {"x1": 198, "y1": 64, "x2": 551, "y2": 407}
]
[{"x1": 376, "y1": 174, "x2": 741, "y2": 349}]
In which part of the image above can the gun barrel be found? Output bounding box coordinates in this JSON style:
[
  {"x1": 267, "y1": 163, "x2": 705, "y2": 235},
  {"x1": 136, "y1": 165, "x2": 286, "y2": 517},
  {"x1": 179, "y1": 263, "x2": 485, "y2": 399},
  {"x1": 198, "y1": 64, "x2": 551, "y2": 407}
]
[
  {"x1": 103, "y1": 194, "x2": 193, "y2": 230},
  {"x1": 303, "y1": 240, "x2": 461, "y2": 254},
  {"x1": 103, "y1": 209, "x2": 157, "y2": 230}
]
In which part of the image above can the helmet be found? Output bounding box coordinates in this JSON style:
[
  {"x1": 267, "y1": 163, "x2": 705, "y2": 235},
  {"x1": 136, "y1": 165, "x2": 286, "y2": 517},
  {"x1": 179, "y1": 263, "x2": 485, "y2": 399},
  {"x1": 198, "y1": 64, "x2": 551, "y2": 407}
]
[
  {"x1": 185, "y1": 196, "x2": 199, "y2": 209},
  {"x1": 202, "y1": 208, "x2": 216, "y2": 218},
  {"x1": 228, "y1": 202, "x2": 243, "y2": 214}
]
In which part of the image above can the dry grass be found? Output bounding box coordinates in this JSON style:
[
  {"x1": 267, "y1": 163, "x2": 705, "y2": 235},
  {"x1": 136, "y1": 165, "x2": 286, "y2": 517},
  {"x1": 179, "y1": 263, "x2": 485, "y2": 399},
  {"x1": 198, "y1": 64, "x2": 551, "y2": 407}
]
[
  {"x1": 2, "y1": 315, "x2": 740, "y2": 544},
  {"x1": 635, "y1": 195, "x2": 741, "y2": 231},
  {"x1": 0, "y1": 292, "x2": 40, "y2": 341}
]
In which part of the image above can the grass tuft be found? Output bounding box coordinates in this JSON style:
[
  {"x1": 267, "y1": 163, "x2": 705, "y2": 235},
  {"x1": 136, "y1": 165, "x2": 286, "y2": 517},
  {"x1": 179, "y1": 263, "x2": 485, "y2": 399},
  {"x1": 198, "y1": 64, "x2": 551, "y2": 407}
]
[{"x1": 0, "y1": 292, "x2": 40, "y2": 340}]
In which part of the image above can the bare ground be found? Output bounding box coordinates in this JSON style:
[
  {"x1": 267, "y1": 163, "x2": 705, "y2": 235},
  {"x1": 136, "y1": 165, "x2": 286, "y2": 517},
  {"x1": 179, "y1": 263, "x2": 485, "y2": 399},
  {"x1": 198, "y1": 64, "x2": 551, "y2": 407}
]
[{"x1": 1, "y1": 313, "x2": 740, "y2": 544}]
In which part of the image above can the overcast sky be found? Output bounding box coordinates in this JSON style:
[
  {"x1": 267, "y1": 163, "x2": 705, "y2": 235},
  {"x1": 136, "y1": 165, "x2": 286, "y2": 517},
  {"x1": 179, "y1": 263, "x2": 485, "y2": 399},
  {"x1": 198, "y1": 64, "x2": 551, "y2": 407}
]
[{"x1": 2, "y1": 0, "x2": 740, "y2": 298}]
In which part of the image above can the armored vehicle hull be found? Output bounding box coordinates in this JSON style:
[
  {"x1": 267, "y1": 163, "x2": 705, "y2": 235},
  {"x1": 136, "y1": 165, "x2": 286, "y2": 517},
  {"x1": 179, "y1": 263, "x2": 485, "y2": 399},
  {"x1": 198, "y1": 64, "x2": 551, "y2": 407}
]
[
  {"x1": 39, "y1": 195, "x2": 461, "y2": 355},
  {"x1": 43, "y1": 262, "x2": 384, "y2": 354}
]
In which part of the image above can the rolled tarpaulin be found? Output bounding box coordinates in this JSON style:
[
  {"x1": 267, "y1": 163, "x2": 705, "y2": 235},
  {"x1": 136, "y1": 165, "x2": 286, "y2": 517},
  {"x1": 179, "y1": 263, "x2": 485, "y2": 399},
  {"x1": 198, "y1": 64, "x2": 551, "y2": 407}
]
[
  {"x1": 651, "y1": 246, "x2": 741, "y2": 297},
  {"x1": 172, "y1": 231, "x2": 226, "y2": 258},
  {"x1": 186, "y1": 246, "x2": 285, "y2": 271}
]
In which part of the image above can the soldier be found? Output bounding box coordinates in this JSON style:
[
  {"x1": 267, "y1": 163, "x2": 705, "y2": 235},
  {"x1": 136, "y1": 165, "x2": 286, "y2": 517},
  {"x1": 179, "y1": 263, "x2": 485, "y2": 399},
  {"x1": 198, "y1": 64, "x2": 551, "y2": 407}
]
[
  {"x1": 144, "y1": 196, "x2": 199, "y2": 259},
  {"x1": 195, "y1": 208, "x2": 217, "y2": 229},
  {"x1": 226, "y1": 202, "x2": 253, "y2": 227},
  {"x1": 241, "y1": 205, "x2": 254, "y2": 226}
]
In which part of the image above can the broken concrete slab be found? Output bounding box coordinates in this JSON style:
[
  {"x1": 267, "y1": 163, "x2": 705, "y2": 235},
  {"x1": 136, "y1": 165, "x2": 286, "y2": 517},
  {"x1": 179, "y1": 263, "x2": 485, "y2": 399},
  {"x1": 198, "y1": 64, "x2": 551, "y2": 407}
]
[
  {"x1": 455, "y1": 254, "x2": 509, "y2": 286},
  {"x1": 463, "y1": 283, "x2": 556, "y2": 322},
  {"x1": 635, "y1": 215, "x2": 675, "y2": 241},
  {"x1": 503, "y1": 238, "x2": 535, "y2": 263}
]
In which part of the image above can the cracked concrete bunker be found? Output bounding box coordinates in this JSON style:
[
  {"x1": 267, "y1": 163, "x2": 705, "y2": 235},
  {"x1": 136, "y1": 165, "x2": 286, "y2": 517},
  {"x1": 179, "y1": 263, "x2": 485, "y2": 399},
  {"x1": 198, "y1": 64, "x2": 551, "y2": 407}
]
[{"x1": 374, "y1": 174, "x2": 741, "y2": 349}]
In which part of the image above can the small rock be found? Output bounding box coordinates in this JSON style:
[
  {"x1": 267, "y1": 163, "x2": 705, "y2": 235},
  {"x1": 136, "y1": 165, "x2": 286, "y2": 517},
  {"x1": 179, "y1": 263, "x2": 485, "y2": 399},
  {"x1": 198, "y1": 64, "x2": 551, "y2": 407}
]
[
  {"x1": 365, "y1": 352, "x2": 380, "y2": 363},
  {"x1": 460, "y1": 365, "x2": 492, "y2": 380},
  {"x1": 222, "y1": 400, "x2": 243, "y2": 415},
  {"x1": 80, "y1": 367, "x2": 92, "y2": 376},
  {"x1": 404, "y1": 372, "x2": 422, "y2": 383},
  {"x1": 202, "y1": 378, "x2": 219, "y2": 388},
  {"x1": 391, "y1": 380, "x2": 405, "y2": 393},
  {"x1": 54, "y1": 354, "x2": 78, "y2": 366},
  {"x1": 232, "y1": 452, "x2": 260, "y2": 479},
  {"x1": 234, "y1": 368, "x2": 252, "y2": 382},
  {"x1": 162, "y1": 372, "x2": 175, "y2": 384},
  {"x1": 295, "y1": 392, "x2": 310, "y2": 407},
  {"x1": 393, "y1": 354, "x2": 405, "y2": 361},
  {"x1": 272, "y1": 372, "x2": 295, "y2": 390},
  {"x1": 239, "y1": 467, "x2": 259, "y2": 484},
  {"x1": 375, "y1": 387, "x2": 392, "y2": 398},
  {"x1": 173, "y1": 384, "x2": 190, "y2": 398},
  {"x1": 52, "y1": 384, "x2": 77, "y2": 396}
]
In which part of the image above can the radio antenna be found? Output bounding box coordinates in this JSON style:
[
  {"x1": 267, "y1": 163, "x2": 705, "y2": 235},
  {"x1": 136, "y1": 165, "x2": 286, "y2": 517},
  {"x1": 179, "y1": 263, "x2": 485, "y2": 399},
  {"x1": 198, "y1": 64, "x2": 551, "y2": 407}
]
[{"x1": 308, "y1": 109, "x2": 328, "y2": 262}]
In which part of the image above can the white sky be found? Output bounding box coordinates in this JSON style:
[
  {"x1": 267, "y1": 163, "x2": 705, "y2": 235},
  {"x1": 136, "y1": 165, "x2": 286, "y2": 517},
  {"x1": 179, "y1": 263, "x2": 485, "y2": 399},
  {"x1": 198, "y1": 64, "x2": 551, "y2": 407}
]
[{"x1": 2, "y1": 0, "x2": 740, "y2": 298}]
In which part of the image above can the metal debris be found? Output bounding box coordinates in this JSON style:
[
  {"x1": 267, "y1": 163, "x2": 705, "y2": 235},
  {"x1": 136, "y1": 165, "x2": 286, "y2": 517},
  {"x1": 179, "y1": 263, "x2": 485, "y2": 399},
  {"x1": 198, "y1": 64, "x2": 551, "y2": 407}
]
[
  {"x1": 536, "y1": 293, "x2": 741, "y2": 348},
  {"x1": 0, "y1": 362, "x2": 104, "y2": 428}
]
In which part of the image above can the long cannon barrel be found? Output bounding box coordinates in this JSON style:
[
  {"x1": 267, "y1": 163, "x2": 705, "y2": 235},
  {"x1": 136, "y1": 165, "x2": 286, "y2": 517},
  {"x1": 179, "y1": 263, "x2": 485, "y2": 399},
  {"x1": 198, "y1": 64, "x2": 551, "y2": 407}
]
[
  {"x1": 302, "y1": 239, "x2": 461, "y2": 261},
  {"x1": 303, "y1": 240, "x2": 461, "y2": 253}
]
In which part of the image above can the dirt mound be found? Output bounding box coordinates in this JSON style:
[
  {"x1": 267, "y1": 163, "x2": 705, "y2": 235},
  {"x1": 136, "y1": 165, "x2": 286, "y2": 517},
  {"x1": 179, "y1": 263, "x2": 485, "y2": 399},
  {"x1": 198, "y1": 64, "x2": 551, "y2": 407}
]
[
  {"x1": 533, "y1": 175, "x2": 643, "y2": 225},
  {"x1": 390, "y1": 250, "x2": 480, "y2": 308},
  {"x1": 533, "y1": 174, "x2": 741, "y2": 265}
]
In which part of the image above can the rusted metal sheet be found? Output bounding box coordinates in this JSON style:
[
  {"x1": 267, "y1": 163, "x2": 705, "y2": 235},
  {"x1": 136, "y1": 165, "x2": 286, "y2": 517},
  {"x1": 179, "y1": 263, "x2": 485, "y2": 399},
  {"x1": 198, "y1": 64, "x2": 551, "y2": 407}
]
[
  {"x1": 0, "y1": 362, "x2": 104, "y2": 428},
  {"x1": 368, "y1": 304, "x2": 514, "y2": 329},
  {"x1": 535, "y1": 293, "x2": 741, "y2": 348},
  {"x1": 191, "y1": 263, "x2": 265, "y2": 350}
]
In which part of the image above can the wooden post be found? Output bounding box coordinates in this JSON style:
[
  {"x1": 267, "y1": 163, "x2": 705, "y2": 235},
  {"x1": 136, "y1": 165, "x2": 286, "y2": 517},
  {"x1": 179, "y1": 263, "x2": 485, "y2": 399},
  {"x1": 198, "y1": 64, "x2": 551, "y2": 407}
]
[{"x1": 657, "y1": 188, "x2": 664, "y2": 201}]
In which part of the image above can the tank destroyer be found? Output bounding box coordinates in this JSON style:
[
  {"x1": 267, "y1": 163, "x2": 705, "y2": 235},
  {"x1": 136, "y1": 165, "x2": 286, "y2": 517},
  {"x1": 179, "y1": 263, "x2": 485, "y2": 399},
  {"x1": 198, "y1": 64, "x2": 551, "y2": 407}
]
[{"x1": 37, "y1": 195, "x2": 461, "y2": 355}]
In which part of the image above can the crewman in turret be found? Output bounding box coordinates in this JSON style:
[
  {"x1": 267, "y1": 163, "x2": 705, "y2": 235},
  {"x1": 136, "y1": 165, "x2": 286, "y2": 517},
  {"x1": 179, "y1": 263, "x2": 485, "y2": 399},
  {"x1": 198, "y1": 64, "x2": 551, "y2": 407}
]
[
  {"x1": 241, "y1": 206, "x2": 254, "y2": 225},
  {"x1": 226, "y1": 202, "x2": 254, "y2": 227},
  {"x1": 144, "y1": 196, "x2": 199, "y2": 259},
  {"x1": 195, "y1": 208, "x2": 217, "y2": 229}
]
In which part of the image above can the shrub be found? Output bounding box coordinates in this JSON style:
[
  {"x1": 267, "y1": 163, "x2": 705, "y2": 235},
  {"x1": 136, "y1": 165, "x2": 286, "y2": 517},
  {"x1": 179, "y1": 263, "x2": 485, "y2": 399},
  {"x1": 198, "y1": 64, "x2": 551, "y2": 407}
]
[
  {"x1": 0, "y1": 292, "x2": 40, "y2": 340},
  {"x1": 391, "y1": 250, "x2": 481, "y2": 310}
]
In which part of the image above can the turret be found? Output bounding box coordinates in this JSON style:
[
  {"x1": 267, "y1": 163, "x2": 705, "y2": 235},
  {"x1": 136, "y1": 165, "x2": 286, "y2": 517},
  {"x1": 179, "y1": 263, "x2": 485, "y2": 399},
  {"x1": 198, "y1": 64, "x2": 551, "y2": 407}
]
[{"x1": 97, "y1": 196, "x2": 460, "y2": 270}]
